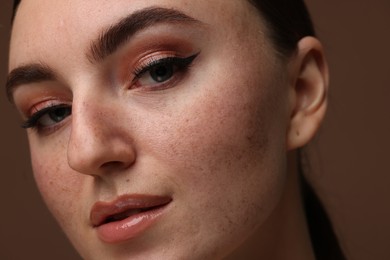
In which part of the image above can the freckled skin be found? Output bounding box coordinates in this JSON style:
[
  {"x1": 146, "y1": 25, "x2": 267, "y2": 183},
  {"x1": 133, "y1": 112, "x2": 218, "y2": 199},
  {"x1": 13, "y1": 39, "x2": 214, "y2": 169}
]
[{"x1": 10, "y1": 0, "x2": 306, "y2": 259}]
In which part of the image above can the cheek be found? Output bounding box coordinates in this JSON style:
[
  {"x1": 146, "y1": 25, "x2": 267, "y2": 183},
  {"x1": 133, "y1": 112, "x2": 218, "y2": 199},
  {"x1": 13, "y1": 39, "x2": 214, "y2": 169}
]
[
  {"x1": 141, "y1": 56, "x2": 289, "y2": 252},
  {"x1": 174, "y1": 81, "x2": 286, "y2": 201},
  {"x1": 29, "y1": 137, "x2": 81, "y2": 226},
  {"x1": 158, "y1": 56, "x2": 288, "y2": 194}
]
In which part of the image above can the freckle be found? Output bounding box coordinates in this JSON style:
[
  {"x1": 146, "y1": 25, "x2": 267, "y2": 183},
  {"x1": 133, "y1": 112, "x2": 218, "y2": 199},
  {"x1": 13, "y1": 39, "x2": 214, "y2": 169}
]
[{"x1": 126, "y1": 179, "x2": 130, "y2": 183}]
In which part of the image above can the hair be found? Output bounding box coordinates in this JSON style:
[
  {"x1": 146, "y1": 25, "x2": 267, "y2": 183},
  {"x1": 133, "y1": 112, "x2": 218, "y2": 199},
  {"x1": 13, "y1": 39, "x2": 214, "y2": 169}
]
[
  {"x1": 249, "y1": 1, "x2": 346, "y2": 259},
  {"x1": 12, "y1": 0, "x2": 345, "y2": 259},
  {"x1": 249, "y1": 0, "x2": 315, "y2": 56},
  {"x1": 12, "y1": 0, "x2": 21, "y2": 21}
]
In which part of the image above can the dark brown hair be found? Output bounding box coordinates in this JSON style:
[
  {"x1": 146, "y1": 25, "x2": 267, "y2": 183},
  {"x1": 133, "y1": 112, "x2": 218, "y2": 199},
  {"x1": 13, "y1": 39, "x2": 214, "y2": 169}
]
[
  {"x1": 249, "y1": 0, "x2": 315, "y2": 56},
  {"x1": 249, "y1": 1, "x2": 346, "y2": 259}
]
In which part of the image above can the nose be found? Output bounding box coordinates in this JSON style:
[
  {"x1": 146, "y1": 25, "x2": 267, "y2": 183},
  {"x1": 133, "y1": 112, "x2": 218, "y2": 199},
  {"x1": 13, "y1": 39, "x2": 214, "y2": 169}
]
[{"x1": 67, "y1": 98, "x2": 136, "y2": 177}]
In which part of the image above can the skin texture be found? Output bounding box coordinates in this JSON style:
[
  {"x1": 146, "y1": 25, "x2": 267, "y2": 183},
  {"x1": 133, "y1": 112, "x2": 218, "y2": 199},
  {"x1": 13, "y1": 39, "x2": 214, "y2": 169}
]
[{"x1": 9, "y1": 0, "x2": 328, "y2": 259}]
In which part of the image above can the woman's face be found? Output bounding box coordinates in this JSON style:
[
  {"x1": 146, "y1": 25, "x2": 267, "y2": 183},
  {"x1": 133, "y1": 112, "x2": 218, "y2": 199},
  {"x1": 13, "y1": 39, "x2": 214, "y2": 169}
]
[{"x1": 9, "y1": 0, "x2": 292, "y2": 259}]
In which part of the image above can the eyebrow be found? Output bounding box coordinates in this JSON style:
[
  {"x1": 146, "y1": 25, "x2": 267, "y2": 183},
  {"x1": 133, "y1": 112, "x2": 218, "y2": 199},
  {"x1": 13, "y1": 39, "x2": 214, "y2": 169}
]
[
  {"x1": 88, "y1": 7, "x2": 202, "y2": 63},
  {"x1": 6, "y1": 64, "x2": 56, "y2": 103},
  {"x1": 6, "y1": 7, "x2": 202, "y2": 103}
]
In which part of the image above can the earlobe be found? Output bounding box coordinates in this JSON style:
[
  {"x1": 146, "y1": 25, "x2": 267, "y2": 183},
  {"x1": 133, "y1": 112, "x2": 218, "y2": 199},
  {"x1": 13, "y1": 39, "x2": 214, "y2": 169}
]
[{"x1": 287, "y1": 37, "x2": 329, "y2": 151}]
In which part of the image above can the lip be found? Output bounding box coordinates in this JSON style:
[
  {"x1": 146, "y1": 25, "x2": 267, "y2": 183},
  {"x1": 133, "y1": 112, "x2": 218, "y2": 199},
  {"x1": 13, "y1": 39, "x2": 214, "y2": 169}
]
[{"x1": 90, "y1": 194, "x2": 172, "y2": 243}]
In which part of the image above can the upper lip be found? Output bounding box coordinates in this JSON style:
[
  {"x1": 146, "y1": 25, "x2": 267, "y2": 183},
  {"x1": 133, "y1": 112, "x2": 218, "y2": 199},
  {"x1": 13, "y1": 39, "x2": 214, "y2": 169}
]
[{"x1": 90, "y1": 194, "x2": 172, "y2": 227}]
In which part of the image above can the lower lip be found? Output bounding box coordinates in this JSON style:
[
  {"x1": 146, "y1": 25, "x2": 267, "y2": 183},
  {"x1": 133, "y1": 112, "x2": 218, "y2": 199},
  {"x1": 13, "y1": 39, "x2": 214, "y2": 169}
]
[{"x1": 95, "y1": 205, "x2": 169, "y2": 244}]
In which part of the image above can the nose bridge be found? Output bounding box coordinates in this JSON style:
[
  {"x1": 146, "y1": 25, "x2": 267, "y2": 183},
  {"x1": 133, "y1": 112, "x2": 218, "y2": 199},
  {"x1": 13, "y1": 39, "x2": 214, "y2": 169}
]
[
  {"x1": 70, "y1": 98, "x2": 105, "y2": 152},
  {"x1": 67, "y1": 95, "x2": 135, "y2": 176}
]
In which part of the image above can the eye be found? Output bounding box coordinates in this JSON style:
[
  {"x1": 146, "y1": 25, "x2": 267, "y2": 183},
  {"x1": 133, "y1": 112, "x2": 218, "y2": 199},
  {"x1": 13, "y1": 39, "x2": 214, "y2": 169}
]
[
  {"x1": 38, "y1": 106, "x2": 71, "y2": 127},
  {"x1": 148, "y1": 63, "x2": 174, "y2": 83},
  {"x1": 22, "y1": 104, "x2": 72, "y2": 130},
  {"x1": 132, "y1": 53, "x2": 199, "y2": 89}
]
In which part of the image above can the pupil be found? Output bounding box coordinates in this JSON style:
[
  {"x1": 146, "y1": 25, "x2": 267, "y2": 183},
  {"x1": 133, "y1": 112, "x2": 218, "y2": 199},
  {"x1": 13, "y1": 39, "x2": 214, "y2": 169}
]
[
  {"x1": 151, "y1": 64, "x2": 173, "y2": 82},
  {"x1": 50, "y1": 107, "x2": 71, "y2": 122}
]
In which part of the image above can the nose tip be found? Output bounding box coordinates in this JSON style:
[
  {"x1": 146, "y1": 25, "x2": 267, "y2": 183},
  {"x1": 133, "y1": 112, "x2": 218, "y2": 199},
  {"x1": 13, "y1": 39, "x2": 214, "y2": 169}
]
[
  {"x1": 67, "y1": 134, "x2": 136, "y2": 177},
  {"x1": 68, "y1": 139, "x2": 137, "y2": 176},
  {"x1": 66, "y1": 100, "x2": 136, "y2": 177}
]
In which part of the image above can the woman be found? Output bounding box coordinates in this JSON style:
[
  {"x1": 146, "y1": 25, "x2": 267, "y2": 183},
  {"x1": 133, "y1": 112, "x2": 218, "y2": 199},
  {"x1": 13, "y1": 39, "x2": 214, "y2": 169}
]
[{"x1": 8, "y1": 0, "x2": 345, "y2": 259}]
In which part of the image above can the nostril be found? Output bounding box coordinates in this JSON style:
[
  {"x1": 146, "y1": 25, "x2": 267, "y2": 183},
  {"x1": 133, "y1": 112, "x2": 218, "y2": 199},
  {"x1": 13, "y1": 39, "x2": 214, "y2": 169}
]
[{"x1": 100, "y1": 161, "x2": 132, "y2": 171}]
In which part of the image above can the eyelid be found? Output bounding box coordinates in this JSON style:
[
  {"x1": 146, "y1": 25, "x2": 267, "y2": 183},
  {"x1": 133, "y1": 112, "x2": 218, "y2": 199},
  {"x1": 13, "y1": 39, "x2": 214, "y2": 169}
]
[
  {"x1": 132, "y1": 53, "x2": 182, "y2": 77},
  {"x1": 27, "y1": 100, "x2": 62, "y2": 117},
  {"x1": 22, "y1": 102, "x2": 71, "y2": 129},
  {"x1": 130, "y1": 52, "x2": 199, "y2": 85}
]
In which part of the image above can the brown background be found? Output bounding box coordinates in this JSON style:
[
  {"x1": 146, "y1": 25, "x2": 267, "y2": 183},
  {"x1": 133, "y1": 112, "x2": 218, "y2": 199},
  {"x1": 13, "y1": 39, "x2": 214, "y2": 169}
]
[{"x1": 1, "y1": 1, "x2": 389, "y2": 259}]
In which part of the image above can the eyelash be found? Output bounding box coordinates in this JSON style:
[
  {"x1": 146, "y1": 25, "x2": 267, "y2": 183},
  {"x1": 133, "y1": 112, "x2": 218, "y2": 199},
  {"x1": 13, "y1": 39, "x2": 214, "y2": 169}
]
[
  {"x1": 21, "y1": 53, "x2": 199, "y2": 132},
  {"x1": 131, "y1": 53, "x2": 199, "y2": 89},
  {"x1": 22, "y1": 104, "x2": 72, "y2": 131}
]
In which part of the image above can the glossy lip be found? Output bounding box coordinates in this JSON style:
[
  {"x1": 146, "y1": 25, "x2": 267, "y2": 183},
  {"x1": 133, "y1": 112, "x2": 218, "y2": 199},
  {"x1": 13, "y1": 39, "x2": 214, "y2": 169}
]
[{"x1": 90, "y1": 194, "x2": 172, "y2": 243}]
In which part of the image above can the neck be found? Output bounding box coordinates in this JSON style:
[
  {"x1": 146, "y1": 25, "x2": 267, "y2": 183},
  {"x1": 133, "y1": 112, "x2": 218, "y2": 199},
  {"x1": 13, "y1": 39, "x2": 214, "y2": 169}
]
[{"x1": 226, "y1": 151, "x2": 316, "y2": 260}]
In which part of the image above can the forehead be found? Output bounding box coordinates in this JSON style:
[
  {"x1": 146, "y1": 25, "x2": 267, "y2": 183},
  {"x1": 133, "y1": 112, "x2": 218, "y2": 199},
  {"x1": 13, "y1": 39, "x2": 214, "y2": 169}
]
[{"x1": 9, "y1": 0, "x2": 265, "y2": 69}]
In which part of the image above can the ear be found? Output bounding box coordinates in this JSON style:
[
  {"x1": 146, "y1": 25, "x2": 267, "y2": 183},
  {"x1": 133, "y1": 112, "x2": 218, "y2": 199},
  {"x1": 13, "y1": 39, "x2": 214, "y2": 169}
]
[{"x1": 287, "y1": 37, "x2": 329, "y2": 151}]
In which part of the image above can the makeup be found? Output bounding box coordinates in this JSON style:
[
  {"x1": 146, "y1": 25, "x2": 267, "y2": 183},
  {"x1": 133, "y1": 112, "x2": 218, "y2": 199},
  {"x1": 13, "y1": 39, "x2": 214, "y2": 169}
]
[{"x1": 90, "y1": 194, "x2": 172, "y2": 243}]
